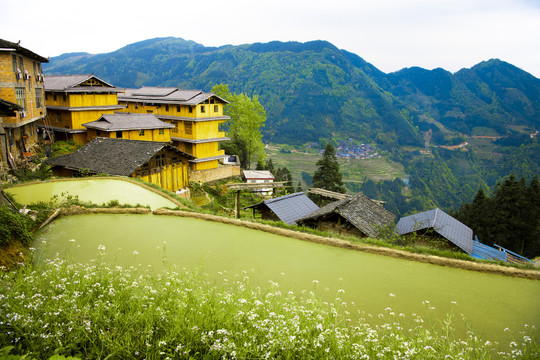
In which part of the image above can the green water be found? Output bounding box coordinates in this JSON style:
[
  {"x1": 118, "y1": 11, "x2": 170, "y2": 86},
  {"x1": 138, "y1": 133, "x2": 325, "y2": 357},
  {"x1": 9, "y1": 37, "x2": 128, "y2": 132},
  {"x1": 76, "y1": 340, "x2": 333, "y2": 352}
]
[
  {"x1": 33, "y1": 214, "x2": 540, "y2": 345},
  {"x1": 5, "y1": 179, "x2": 178, "y2": 210}
]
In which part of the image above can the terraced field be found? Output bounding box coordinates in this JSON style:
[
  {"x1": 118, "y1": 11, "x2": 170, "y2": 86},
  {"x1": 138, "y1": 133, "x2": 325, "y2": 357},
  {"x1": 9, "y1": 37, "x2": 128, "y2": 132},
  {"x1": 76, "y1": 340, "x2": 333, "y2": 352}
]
[{"x1": 265, "y1": 144, "x2": 406, "y2": 189}]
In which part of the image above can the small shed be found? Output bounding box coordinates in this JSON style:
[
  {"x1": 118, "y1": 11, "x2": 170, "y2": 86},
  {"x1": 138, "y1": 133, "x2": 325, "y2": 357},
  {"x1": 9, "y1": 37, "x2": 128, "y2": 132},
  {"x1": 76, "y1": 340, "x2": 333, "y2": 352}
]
[
  {"x1": 395, "y1": 208, "x2": 473, "y2": 254},
  {"x1": 297, "y1": 192, "x2": 396, "y2": 238},
  {"x1": 47, "y1": 137, "x2": 194, "y2": 191},
  {"x1": 245, "y1": 192, "x2": 319, "y2": 225},
  {"x1": 242, "y1": 170, "x2": 275, "y2": 195}
]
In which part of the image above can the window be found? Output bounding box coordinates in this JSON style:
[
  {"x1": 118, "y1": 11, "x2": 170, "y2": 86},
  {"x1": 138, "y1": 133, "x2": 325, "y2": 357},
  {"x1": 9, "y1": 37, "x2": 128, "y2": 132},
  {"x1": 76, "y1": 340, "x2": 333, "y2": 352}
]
[
  {"x1": 12, "y1": 54, "x2": 17, "y2": 73},
  {"x1": 18, "y1": 56, "x2": 23, "y2": 72},
  {"x1": 189, "y1": 106, "x2": 193, "y2": 114},
  {"x1": 165, "y1": 105, "x2": 169, "y2": 112},
  {"x1": 55, "y1": 113, "x2": 61, "y2": 123},
  {"x1": 184, "y1": 122, "x2": 192, "y2": 135},
  {"x1": 15, "y1": 87, "x2": 25, "y2": 110},
  {"x1": 176, "y1": 105, "x2": 180, "y2": 112},
  {"x1": 159, "y1": 129, "x2": 164, "y2": 135},
  {"x1": 172, "y1": 123, "x2": 178, "y2": 134},
  {"x1": 33, "y1": 62, "x2": 37, "y2": 77},
  {"x1": 214, "y1": 105, "x2": 219, "y2": 113},
  {"x1": 62, "y1": 94, "x2": 66, "y2": 102},
  {"x1": 116, "y1": 131, "x2": 122, "y2": 138},
  {"x1": 139, "y1": 130, "x2": 145, "y2": 136},
  {"x1": 35, "y1": 88, "x2": 42, "y2": 108},
  {"x1": 200, "y1": 105, "x2": 206, "y2": 113}
]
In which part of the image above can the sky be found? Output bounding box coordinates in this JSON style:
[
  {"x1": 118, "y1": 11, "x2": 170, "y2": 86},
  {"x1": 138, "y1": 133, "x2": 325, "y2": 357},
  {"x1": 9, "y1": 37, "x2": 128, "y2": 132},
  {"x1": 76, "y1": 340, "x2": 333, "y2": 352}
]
[{"x1": 2, "y1": 0, "x2": 540, "y2": 78}]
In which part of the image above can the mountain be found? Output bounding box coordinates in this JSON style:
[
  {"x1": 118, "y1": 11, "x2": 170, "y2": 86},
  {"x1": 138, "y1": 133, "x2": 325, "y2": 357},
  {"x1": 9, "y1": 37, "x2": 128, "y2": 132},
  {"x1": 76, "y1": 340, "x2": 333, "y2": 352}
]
[
  {"x1": 43, "y1": 37, "x2": 540, "y2": 213},
  {"x1": 43, "y1": 37, "x2": 540, "y2": 148}
]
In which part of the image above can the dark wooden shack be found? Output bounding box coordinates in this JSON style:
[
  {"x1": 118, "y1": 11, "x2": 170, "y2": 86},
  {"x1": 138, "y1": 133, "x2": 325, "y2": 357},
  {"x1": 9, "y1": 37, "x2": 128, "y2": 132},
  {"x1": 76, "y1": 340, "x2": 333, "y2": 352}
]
[{"x1": 297, "y1": 192, "x2": 396, "y2": 238}]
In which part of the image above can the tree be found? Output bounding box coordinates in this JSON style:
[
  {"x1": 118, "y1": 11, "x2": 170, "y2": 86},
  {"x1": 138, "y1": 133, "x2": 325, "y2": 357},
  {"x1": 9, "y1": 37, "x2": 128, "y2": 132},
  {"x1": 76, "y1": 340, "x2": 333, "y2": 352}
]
[
  {"x1": 212, "y1": 84, "x2": 266, "y2": 169},
  {"x1": 312, "y1": 143, "x2": 346, "y2": 194}
]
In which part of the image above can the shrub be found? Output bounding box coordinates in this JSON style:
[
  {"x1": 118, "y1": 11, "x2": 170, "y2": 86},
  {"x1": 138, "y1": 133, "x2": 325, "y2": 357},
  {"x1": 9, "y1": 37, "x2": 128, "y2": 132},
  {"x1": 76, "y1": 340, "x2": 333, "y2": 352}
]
[{"x1": 0, "y1": 206, "x2": 33, "y2": 246}]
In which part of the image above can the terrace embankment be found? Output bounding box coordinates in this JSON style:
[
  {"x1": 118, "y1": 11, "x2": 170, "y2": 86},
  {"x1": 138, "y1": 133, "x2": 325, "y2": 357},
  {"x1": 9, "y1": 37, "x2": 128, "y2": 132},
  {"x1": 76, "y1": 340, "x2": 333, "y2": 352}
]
[{"x1": 153, "y1": 208, "x2": 540, "y2": 280}]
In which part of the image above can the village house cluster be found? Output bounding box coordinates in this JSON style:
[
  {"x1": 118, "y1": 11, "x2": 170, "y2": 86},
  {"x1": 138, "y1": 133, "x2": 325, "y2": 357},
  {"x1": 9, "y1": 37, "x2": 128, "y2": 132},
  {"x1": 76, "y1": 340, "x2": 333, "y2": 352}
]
[
  {"x1": 0, "y1": 39, "x2": 240, "y2": 193},
  {"x1": 0, "y1": 39, "x2": 531, "y2": 265}
]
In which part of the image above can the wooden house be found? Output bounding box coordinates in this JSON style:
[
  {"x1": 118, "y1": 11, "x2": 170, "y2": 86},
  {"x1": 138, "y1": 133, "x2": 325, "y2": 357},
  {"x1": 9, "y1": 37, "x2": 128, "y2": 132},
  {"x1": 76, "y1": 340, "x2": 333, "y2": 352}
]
[
  {"x1": 42, "y1": 74, "x2": 124, "y2": 145},
  {"x1": 83, "y1": 113, "x2": 173, "y2": 142},
  {"x1": 47, "y1": 137, "x2": 194, "y2": 191},
  {"x1": 245, "y1": 192, "x2": 319, "y2": 225},
  {"x1": 117, "y1": 87, "x2": 233, "y2": 181},
  {"x1": 297, "y1": 192, "x2": 396, "y2": 238},
  {"x1": 0, "y1": 38, "x2": 48, "y2": 166}
]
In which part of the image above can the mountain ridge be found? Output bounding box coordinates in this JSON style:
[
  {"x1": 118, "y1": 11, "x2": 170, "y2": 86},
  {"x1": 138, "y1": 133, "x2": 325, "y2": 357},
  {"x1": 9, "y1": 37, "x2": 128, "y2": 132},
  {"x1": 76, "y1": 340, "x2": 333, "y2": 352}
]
[{"x1": 43, "y1": 37, "x2": 540, "y2": 148}]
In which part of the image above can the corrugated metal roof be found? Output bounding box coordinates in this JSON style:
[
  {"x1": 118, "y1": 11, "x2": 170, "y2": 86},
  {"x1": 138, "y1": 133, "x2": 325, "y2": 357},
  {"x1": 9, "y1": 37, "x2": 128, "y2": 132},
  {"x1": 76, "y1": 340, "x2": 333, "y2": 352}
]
[
  {"x1": 46, "y1": 137, "x2": 193, "y2": 176},
  {"x1": 83, "y1": 113, "x2": 174, "y2": 131},
  {"x1": 395, "y1": 208, "x2": 473, "y2": 254},
  {"x1": 247, "y1": 192, "x2": 320, "y2": 225}
]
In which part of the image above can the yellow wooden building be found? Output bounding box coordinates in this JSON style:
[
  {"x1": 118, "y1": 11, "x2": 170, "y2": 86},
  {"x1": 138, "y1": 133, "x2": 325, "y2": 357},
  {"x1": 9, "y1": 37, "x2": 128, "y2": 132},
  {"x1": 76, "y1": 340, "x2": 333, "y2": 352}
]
[
  {"x1": 42, "y1": 74, "x2": 124, "y2": 145},
  {"x1": 0, "y1": 38, "x2": 48, "y2": 166},
  {"x1": 83, "y1": 113, "x2": 174, "y2": 143},
  {"x1": 117, "y1": 87, "x2": 232, "y2": 179},
  {"x1": 47, "y1": 137, "x2": 194, "y2": 192}
]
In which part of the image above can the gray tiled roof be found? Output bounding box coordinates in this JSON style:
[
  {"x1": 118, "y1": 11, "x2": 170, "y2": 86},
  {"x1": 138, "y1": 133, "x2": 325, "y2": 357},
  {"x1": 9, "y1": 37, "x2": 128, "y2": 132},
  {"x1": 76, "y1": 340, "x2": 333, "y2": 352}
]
[
  {"x1": 83, "y1": 113, "x2": 174, "y2": 131},
  {"x1": 120, "y1": 87, "x2": 228, "y2": 105},
  {"x1": 395, "y1": 208, "x2": 473, "y2": 254},
  {"x1": 46, "y1": 137, "x2": 193, "y2": 176},
  {"x1": 44, "y1": 74, "x2": 123, "y2": 93},
  {"x1": 246, "y1": 192, "x2": 320, "y2": 225},
  {"x1": 0, "y1": 38, "x2": 48, "y2": 62},
  {"x1": 298, "y1": 192, "x2": 396, "y2": 238}
]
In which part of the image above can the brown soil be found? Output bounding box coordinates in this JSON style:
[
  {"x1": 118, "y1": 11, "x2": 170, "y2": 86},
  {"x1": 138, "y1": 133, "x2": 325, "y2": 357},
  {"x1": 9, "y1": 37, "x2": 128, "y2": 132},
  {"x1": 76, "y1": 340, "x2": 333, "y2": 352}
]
[{"x1": 0, "y1": 240, "x2": 29, "y2": 271}]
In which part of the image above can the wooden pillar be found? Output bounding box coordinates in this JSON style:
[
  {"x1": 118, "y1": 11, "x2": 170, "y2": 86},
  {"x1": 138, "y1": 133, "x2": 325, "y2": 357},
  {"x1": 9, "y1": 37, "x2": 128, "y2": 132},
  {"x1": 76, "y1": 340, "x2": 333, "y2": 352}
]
[{"x1": 235, "y1": 190, "x2": 241, "y2": 218}]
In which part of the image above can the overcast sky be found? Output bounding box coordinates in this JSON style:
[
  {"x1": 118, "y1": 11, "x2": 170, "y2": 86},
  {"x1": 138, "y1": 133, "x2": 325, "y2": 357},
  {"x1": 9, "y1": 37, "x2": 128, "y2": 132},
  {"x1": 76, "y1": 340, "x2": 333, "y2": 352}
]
[{"x1": 2, "y1": 0, "x2": 540, "y2": 78}]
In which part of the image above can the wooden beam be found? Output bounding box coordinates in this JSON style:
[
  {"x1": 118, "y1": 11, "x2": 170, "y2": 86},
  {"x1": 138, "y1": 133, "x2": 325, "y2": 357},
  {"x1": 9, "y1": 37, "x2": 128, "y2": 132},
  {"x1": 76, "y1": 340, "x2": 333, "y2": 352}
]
[
  {"x1": 225, "y1": 181, "x2": 286, "y2": 191},
  {"x1": 308, "y1": 187, "x2": 350, "y2": 200}
]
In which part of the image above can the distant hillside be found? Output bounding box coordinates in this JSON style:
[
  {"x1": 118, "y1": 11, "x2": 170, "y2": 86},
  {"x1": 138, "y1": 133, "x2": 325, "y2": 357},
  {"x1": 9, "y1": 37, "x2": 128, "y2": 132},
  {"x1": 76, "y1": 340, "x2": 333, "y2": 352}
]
[
  {"x1": 44, "y1": 37, "x2": 540, "y2": 149},
  {"x1": 43, "y1": 37, "x2": 540, "y2": 214}
]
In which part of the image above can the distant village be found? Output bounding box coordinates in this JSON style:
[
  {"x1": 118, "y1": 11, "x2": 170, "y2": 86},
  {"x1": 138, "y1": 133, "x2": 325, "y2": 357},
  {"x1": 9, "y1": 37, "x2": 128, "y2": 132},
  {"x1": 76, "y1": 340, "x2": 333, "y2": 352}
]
[{"x1": 307, "y1": 139, "x2": 379, "y2": 159}]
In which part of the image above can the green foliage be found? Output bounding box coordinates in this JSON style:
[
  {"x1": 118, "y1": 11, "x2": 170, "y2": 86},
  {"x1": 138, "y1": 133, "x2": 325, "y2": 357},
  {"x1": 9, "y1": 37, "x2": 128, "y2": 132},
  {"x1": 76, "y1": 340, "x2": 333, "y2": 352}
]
[
  {"x1": 454, "y1": 175, "x2": 540, "y2": 258},
  {"x1": 0, "y1": 206, "x2": 33, "y2": 246},
  {"x1": 213, "y1": 84, "x2": 266, "y2": 168},
  {"x1": 11, "y1": 163, "x2": 51, "y2": 182},
  {"x1": 50, "y1": 140, "x2": 80, "y2": 157},
  {"x1": 312, "y1": 143, "x2": 346, "y2": 194}
]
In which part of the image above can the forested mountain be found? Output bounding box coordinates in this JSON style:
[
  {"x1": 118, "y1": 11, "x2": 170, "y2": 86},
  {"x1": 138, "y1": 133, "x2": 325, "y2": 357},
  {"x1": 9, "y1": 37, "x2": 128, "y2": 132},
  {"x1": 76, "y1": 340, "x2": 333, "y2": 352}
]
[
  {"x1": 44, "y1": 37, "x2": 540, "y2": 147},
  {"x1": 43, "y1": 37, "x2": 540, "y2": 214}
]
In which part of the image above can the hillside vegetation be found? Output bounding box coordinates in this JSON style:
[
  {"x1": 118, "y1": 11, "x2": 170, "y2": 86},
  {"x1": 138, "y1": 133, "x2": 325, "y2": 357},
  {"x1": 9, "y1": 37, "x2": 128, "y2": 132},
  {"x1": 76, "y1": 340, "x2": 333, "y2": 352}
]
[{"x1": 43, "y1": 37, "x2": 540, "y2": 213}]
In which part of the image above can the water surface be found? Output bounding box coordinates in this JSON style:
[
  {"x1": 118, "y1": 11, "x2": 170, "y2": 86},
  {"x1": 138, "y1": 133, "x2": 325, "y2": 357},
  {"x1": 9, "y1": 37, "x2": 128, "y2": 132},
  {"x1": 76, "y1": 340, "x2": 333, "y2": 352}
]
[
  {"x1": 6, "y1": 179, "x2": 177, "y2": 210},
  {"x1": 33, "y1": 214, "x2": 540, "y2": 345}
]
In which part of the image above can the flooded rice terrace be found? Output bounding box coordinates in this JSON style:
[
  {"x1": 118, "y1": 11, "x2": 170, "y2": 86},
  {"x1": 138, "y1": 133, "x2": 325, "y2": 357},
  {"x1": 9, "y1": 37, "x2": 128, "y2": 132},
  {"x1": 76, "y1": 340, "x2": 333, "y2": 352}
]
[
  {"x1": 5, "y1": 178, "x2": 178, "y2": 210},
  {"x1": 7, "y1": 178, "x2": 539, "y2": 346},
  {"x1": 33, "y1": 213, "x2": 540, "y2": 345}
]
